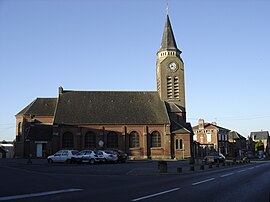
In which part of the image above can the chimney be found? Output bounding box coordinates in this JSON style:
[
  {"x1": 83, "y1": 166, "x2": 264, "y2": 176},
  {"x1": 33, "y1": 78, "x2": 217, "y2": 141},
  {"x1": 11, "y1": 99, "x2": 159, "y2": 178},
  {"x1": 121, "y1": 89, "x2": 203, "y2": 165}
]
[
  {"x1": 198, "y1": 119, "x2": 205, "y2": 130},
  {"x1": 59, "y1": 86, "x2": 63, "y2": 95}
]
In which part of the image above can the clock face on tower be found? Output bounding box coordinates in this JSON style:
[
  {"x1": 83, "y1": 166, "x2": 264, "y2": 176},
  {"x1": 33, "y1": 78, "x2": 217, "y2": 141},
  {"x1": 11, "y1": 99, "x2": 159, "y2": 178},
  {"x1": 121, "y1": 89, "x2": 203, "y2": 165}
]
[{"x1": 168, "y1": 62, "x2": 178, "y2": 71}]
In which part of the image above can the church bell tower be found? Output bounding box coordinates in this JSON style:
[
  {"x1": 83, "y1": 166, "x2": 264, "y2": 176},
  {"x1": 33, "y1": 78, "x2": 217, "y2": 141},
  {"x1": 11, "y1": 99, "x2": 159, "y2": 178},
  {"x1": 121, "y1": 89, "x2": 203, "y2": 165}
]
[{"x1": 156, "y1": 15, "x2": 186, "y2": 112}]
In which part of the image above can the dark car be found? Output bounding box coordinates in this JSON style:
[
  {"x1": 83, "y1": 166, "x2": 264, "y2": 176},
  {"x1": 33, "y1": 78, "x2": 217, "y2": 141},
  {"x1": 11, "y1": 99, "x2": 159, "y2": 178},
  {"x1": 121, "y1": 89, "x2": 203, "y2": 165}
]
[
  {"x1": 111, "y1": 149, "x2": 128, "y2": 163},
  {"x1": 204, "y1": 153, "x2": 225, "y2": 164}
]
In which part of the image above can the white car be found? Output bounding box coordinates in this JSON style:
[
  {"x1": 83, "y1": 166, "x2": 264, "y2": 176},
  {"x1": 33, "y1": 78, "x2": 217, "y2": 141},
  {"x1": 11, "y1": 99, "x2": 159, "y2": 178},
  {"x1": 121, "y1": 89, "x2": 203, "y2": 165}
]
[
  {"x1": 97, "y1": 150, "x2": 118, "y2": 163},
  {"x1": 47, "y1": 150, "x2": 79, "y2": 164},
  {"x1": 77, "y1": 150, "x2": 105, "y2": 164}
]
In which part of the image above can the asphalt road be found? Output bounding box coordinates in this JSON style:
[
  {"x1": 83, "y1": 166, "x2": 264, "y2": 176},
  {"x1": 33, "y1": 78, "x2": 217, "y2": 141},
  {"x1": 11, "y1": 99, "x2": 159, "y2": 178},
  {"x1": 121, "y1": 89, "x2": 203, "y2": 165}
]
[{"x1": 0, "y1": 160, "x2": 269, "y2": 202}]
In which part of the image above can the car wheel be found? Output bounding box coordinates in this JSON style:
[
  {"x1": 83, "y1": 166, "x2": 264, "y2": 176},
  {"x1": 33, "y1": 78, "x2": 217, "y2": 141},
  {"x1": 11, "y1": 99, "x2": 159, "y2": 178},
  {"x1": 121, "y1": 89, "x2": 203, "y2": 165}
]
[
  {"x1": 89, "y1": 158, "x2": 95, "y2": 165},
  {"x1": 71, "y1": 158, "x2": 76, "y2": 164},
  {"x1": 66, "y1": 159, "x2": 71, "y2": 164},
  {"x1": 48, "y1": 159, "x2": 53, "y2": 164}
]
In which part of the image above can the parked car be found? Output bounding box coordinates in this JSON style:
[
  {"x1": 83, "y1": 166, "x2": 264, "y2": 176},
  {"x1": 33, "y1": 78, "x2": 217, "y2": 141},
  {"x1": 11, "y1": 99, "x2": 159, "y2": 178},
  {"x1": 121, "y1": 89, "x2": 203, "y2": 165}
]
[
  {"x1": 47, "y1": 150, "x2": 79, "y2": 164},
  {"x1": 111, "y1": 149, "x2": 128, "y2": 163},
  {"x1": 77, "y1": 150, "x2": 105, "y2": 164},
  {"x1": 97, "y1": 150, "x2": 118, "y2": 163},
  {"x1": 204, "y1": 153, "x2": 226, "y2": 164},
  {"x1": 245, "y1": 151, "x2": 254, "y2": 159}
]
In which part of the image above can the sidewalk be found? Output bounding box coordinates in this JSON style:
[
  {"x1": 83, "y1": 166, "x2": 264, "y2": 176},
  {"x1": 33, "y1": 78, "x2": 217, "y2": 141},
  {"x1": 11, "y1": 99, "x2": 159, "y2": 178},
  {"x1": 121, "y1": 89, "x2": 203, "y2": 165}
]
[
  {"x1": 0, "y1": 158, "x2": 254, "y2": 176},
  {"x1": 126, "y1": 159, "x2": 253, "y2": 176}
]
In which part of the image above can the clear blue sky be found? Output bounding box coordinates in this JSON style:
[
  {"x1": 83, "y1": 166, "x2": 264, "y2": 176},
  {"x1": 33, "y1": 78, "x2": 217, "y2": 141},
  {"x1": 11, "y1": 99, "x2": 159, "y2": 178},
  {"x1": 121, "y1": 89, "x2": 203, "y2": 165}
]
[{"x1": 1, "y1": 0, "x2": 270, "y2": 141}]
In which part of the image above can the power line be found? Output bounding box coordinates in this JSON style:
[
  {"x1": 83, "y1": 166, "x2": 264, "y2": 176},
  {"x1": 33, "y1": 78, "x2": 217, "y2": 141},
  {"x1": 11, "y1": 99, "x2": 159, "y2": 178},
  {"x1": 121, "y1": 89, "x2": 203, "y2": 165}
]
[{"x1": 188, "y1": 114, "x2": 270, "y2": 121}]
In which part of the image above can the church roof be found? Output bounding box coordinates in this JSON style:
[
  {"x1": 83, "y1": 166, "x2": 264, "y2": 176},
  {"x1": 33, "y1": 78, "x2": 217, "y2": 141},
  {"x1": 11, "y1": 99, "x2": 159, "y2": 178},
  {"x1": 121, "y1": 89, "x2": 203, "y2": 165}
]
[
  {"x1": 159, "y1": 15, "x2": 180, "y2": 52},
  {"x1": 54, "y1": 91, "x2": 170, "y2": 125},
  {"x1": 16, "y1": 98, "x2": 57, "y2": 116}
]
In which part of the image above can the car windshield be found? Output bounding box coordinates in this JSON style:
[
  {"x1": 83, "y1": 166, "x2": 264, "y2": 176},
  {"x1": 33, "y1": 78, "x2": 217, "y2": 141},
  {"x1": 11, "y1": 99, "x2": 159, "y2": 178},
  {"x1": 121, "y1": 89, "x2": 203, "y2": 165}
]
[
  {"x1": 94, "y1": 151, "x2": 103, "y2": 155},
  {"x1": 85, "y1": 151, "x2": 92, "y2": 155},
  {"x1": 72, "y1": 151, "x2": 79, "y2": 155}
]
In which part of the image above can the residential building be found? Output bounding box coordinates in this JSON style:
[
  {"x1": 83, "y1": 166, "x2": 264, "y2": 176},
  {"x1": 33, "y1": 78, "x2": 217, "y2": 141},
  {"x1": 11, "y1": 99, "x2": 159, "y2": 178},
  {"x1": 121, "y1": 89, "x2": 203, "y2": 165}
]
[
  {"x1": 15, "y1": 15, "x2": 193, "y2": 160},
  {"x1": 0, "y1": 142, "x2": 14, "y2": 158},
  {"x1": 193, "y1": 119, "x2": 230, "y2": 157},
  {"x1": 228, "y1": 131, "x2": 246, "y2": 158},
  {"x1": 250, "y1": 131, "x2": 270, "y2": 155}
]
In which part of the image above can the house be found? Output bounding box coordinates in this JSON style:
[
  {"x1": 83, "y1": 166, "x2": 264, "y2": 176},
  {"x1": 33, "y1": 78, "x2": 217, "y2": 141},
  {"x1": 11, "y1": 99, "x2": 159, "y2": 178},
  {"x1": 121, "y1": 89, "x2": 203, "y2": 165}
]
[
  {"x1": 192, "y1": 119, "x2": 244, "y2": 158},
  {"x1": 250, "y1": 131, "x2": 270, "y2": 156},
  {"x1": 0, "y1": 143, "x2": 14, "y2": 158},
  {"x1": 193, "y1": 119, "x2": 229, "y2": 157},
  {"x1": 228, "y1": 131, "x2": 246, "y2": 158},
  {"x1": 15, "y1": 15, "x2": 193, "y2": 160}
]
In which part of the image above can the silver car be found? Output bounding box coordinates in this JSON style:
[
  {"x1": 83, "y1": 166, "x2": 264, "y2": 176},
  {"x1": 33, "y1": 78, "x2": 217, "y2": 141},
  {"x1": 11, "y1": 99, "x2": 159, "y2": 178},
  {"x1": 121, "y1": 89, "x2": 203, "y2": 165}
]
[
  {"x1": 97, "y1": 150, "x2": 118, "y2": 163},
  {"x1": 77, "y1": 150, "x2": 105, "y2": 164}
]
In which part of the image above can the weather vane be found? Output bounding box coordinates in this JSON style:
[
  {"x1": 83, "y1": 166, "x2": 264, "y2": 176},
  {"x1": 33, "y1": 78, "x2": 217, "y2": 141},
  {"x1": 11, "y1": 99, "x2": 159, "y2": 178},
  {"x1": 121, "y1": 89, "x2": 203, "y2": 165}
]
[{"x1": 166, "y1": 0, "x2": 169, "y2": 15}]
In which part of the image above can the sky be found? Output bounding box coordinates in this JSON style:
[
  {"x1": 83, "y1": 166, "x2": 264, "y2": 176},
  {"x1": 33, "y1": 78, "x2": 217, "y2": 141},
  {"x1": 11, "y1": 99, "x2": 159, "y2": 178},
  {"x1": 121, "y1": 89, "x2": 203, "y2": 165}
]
[{"x1": 0, "y1": 0, "x2": 270, "y2": 141}]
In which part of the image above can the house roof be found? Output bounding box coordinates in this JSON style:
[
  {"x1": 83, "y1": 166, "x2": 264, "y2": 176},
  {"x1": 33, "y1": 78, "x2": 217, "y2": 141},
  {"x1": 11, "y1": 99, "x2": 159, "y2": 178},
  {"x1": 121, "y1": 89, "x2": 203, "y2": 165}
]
[
  {"x1": 193, "y1": 122, "x2": 230, "y2": 133},
  {"x1": 250, "y1": 131, "x2": 269, "y2": 140},
  {"x1": 27, "y1": 125, "x2": 53, "y2": 141},
  {"x1": 228, "y1": 131, "x2": 246, "y2": 140},
  {"x1": 16, "y1": 98, "x2": 57, "y2": 117},
  {"x1": 54, "y1": 90, "x2": 170, "y2": 125}
]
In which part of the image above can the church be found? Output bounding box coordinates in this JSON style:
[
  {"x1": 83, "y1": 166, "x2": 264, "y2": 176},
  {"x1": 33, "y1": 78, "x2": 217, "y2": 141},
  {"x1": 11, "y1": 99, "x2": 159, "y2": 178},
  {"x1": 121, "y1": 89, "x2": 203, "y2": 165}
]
[{"x1": 15, "y1": 15, "x2": 194, "y2": 160}]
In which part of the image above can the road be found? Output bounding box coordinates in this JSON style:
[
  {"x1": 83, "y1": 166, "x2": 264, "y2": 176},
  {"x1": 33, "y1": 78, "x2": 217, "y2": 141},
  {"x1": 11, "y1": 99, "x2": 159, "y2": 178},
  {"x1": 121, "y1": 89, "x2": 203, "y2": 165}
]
[{"x1": 0, "y1": 160, "x2": 269, "y2": 202}]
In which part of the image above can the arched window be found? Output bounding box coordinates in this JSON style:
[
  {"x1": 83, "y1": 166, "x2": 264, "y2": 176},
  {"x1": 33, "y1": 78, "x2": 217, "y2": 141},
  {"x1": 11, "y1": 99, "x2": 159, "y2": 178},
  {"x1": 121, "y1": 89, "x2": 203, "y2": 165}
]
[
  {"x1": 107, "y1": 132, "x2": 118, "y2": 148},
  {"x1": 18, "y1": 122, "x2": 22, "y2": 136},
  {"x1": 176, "y1": 139, "x2": 183, "y2": 150},
  {"x1": 129, "y1": 131, "x2": 140, "y2": 148},
  {"x1": 180, "y1": 139, "x2": 183, "y2": 149},
  {"x1": 151, "y1": 131, "x2": 161, "y2": 147},
  {"x1": 62, "y1": 132, "x2": 74, "y2": 148},
  {"x1": 85, "y1": 131, "x2": 96, "y2": 148}
]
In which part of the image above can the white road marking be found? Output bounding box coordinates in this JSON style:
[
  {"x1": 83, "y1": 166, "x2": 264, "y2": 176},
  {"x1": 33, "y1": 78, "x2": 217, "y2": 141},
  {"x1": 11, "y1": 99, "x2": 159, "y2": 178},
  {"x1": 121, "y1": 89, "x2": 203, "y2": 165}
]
[
  {"x1": 248, "y1": 167, "x2": 255, "y2": 170},
  {"x1": 131, "y1": 187, "x2": 180, "y2": 201},
  {"x1": 237, "y1": 169, "x2": 246, "y2": 173},
  {"x1": 220, "y1": 173, "x2": 234, "y2": 178},
  {"x1": 192, "y1": 178, "x2": 215, "y2": 186},
  {"x1": 0, "y1": 188, "x2": 83, "y2": 201}
]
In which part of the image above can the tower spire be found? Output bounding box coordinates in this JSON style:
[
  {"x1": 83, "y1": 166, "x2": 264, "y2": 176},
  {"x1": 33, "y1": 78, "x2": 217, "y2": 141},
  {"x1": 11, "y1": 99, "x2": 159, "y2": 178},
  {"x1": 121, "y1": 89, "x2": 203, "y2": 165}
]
[{"x1": 159, "y1": 15, "x2": 181, "y2": 53}]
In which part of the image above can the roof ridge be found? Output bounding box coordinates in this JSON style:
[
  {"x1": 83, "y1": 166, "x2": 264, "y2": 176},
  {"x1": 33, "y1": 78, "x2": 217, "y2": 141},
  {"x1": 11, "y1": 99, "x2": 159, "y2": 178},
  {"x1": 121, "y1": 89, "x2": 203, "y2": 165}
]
[{"x1": 15, "y1": 98, "x2": 37, "y2": 116}]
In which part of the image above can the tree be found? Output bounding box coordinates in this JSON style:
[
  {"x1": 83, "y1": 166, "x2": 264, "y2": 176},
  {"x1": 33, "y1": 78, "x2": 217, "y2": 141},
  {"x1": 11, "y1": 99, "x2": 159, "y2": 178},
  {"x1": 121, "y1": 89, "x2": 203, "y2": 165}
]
[{"x1": 255, "y1": 140, "x2": 264, "y2": 152}]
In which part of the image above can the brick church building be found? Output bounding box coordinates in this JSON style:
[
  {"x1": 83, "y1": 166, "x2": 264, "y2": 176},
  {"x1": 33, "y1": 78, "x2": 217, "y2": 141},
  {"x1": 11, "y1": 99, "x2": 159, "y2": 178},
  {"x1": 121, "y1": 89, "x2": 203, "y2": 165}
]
[{"x1": 15, "y1": 15, "x2": 194, "y2": 160}]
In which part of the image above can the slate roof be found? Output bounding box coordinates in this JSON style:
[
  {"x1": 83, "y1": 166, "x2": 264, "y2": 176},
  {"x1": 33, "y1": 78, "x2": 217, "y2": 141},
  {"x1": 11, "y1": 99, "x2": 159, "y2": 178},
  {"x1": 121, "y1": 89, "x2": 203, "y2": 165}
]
[
  {"x1": 165, "y1": 102, "x2": 184, "y2": 113},
  {"x1": 159, "y1": 15, "x2": 180, "y2": 52},
  {"x1": 250, "y1": 131, "x2": 269, "y2": 140},
  {"x1": 54, "y1": 91, "x2": 170, "y2": 125},
  {"x1": 171, "y1": 120, "x2": 193, "y2": 134},
  {"x1": 16, "y1": 98, "x2": 57, "y2": 116},
  {"x1": 193, "y1": 122, "x2": 230, "y2": 133},
  {"x1": 228, "y1": 131, "x2": 246, "y2": 140}
]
